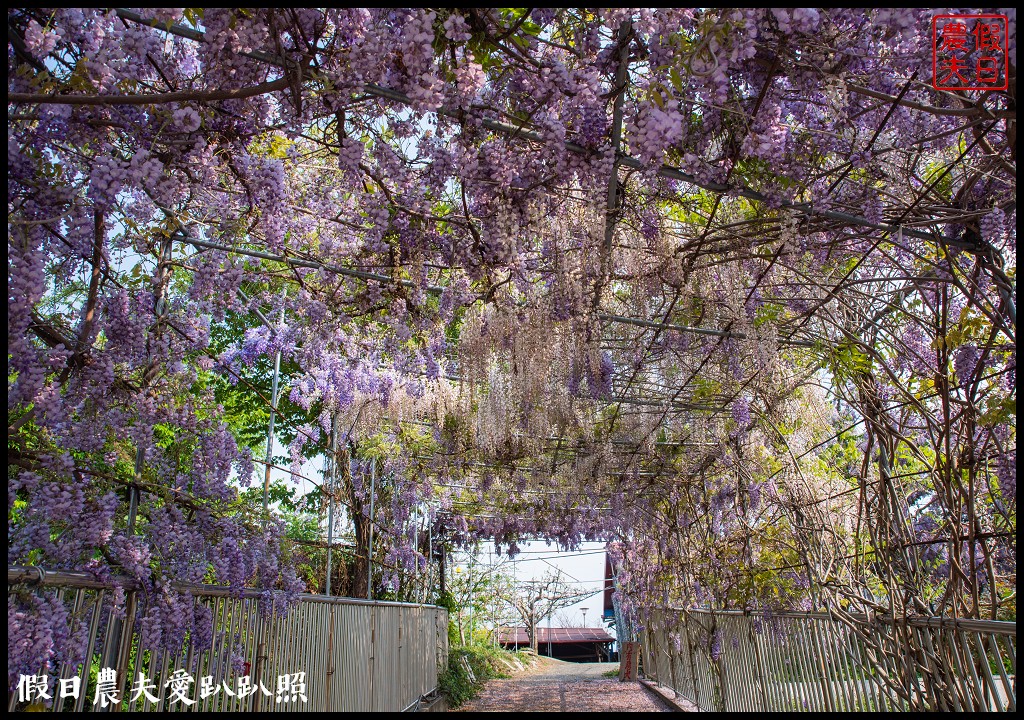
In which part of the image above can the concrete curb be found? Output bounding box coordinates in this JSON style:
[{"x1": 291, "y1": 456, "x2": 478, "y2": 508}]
[
  {"x1": 413, "y1": 691, "x2": 449, "y2": 712},
  {"x1": 638, "y1": 678, "x2": 700, "y2": 712}
]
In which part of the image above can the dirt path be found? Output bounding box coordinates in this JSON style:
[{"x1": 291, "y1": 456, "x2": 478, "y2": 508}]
[{"x1": 455, "y1": 657, "x2": 672, "y2": 712}]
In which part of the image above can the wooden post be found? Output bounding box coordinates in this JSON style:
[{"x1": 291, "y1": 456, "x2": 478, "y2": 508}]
[{"x1": 620, "y1": 641, "x2": 641, "y2": 681}]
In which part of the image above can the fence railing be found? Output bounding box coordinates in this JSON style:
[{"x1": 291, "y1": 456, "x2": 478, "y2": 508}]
[
  {"x1": 8, "y1": 566, "x2": 448, "y2": 712},
  {"x1": 642, "y1": 608, "x2": 1016, "y2": 712}
]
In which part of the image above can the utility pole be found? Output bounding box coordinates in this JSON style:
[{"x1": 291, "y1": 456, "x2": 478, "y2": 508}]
[
  {"x1": 260, "y1": 288, "x2": 287, "y2": 526},
  {"x1": 488, "y1": 544, "x2": 496, "y2": 646},
  {"x1": 513, "y1": 552, "x2": 519, "y2": 651},
  {"x1": 547, "y1": 608, "x2": 552, "y2": 658},
  {"x1": 439, "y1": 545, "x2": 446, "y2": 597},
  {"x1": 325, "y1": 423, "x2": 336, "y2": 595},
  {"x1": 366, "y1": 457, "x2": 376, "y2": 600}
]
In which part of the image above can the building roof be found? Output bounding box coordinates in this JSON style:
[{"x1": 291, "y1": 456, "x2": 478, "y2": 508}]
[{"x1": 497, "y1": 627, "x2": 615, "y2": 645}]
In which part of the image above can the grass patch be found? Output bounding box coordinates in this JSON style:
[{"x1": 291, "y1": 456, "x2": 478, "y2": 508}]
[{"x1": 603, "y1": 667, "x2": 620, "y2": 678}]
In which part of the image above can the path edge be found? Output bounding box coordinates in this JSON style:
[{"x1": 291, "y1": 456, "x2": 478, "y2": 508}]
[{"x1": 638, "y1": 678, "x2": 699, "y2": 712}]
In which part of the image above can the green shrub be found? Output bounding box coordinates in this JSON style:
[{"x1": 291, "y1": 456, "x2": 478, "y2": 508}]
[
  {"x1": 438, "y1": 660, "x2": 477, "y2": 708},
  {"x1": 439, "y1": 644, "x2": 525, "y2": 707}
]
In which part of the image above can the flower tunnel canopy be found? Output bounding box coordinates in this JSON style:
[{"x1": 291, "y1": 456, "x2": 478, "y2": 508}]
[{"x1": 7, "y1": 7, "x2": 1016, "y2": 683}]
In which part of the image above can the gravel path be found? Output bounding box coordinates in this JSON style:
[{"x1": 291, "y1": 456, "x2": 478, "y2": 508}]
[{"x1": 455, "y1": 657, "x2": 672, "y2": 712}]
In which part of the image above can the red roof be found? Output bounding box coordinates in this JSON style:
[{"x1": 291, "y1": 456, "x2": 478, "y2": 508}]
[{"x1": 497, "y1": 627, "x2": 615, "y2": 645}]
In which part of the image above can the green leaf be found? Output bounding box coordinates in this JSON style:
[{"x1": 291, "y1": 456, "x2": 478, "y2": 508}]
[{"x1": 669, "y1": 67, "x2": 684, "y2": 92}]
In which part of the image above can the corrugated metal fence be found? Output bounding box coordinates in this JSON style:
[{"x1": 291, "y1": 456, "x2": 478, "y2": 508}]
[
  {"x1": 643, "y1": 608, "x2": 1016, "y2": 712},
  {"x1": 8, "y1": 566, "x2": 448, "y2": 712}
]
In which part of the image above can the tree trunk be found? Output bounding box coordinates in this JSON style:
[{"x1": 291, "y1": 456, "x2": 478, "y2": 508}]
[
  {"x1": 351, "y1": 501, "x2": 370, "y2": 598},
  {"x1": 342, "y1": 449, "x2": 370, "y2": 598}
]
